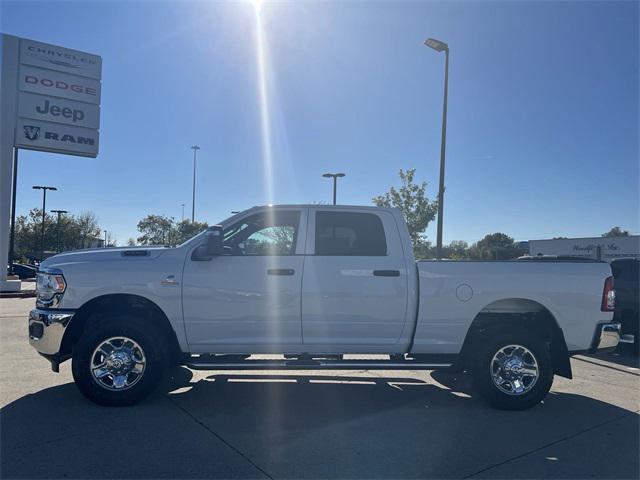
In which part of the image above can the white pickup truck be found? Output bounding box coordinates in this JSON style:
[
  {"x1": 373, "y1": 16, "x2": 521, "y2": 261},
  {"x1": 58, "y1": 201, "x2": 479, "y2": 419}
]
[{"x1": 29, "y1": 205, "x2": 620, "y2": 410}]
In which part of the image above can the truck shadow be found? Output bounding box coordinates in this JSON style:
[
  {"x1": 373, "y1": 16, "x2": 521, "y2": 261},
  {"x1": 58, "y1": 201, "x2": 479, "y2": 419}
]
[
  {"x1": 1, "y1": 368, "x2": 638, "y2": 479},
  {"x1": 585, "y1": 350, "x2": 640, "y2": 369}
]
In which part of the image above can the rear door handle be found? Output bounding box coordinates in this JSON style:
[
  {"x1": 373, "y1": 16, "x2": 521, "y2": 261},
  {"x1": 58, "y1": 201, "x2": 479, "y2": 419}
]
[
  {"x1": 267, "y1": 269, "x2": 295, "y2": 276},
  {"x1": 373, "y1": 270, "x2": 400, "y2": 277}
]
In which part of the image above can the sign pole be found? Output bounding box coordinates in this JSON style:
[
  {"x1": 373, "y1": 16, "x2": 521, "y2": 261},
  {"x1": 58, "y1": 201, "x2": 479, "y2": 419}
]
[
  {"x1": 8, "y1": 147, "x2": 18, "y2": 274},
  {"x1": 0, "y1": 34, "x2": 20, "y2": 291}
]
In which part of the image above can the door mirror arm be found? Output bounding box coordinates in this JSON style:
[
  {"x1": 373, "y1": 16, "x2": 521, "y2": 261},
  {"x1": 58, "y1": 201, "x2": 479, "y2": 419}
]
[
  {"x1": 191, "y1": 225, "x2": 224, "y2": 261},
  {"x1": 191, "y1": 244, "x2": 213, "y2": 261}
]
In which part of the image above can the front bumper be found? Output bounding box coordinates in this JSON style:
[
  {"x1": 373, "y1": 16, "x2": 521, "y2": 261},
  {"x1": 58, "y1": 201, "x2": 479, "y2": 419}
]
[
  {"x1": 29, "y1": 308, "x2": 75, "y2": 357},
  {"x1": 589, "y1": 321, "x2": 621, "y2": 353}
]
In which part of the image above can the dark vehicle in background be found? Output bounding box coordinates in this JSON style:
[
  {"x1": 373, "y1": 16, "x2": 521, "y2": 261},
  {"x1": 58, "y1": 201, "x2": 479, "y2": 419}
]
[
  {"x1": 518, "y1": 255, "x2": 602, "y2": 262},
  {"x1": 610, "y1": 258, "x2": 639, "y2": 353},
  {"x1": 10, "y1": 263, "x2": 37, "y2": 280}
]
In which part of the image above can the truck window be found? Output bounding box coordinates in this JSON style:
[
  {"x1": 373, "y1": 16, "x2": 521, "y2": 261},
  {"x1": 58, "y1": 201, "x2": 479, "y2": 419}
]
[
  {"x1": 223, "y1": 210, "x2": 300, "y2": 256},
  {"x1": 315, "y1": 211, "x2": 387, "y2": 256}
]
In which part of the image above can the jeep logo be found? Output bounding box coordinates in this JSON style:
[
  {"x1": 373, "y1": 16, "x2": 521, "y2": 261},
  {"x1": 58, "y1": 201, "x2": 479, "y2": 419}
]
[{"x1": 36, "y1": 99, "x2": 85, "y2": 123}]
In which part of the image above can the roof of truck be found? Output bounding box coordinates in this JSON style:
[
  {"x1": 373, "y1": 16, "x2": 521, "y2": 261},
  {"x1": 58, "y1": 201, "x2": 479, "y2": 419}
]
[
  {"x1": 229, "y1": 204, "x2": 400, "y2": 216},
  {"x1": 251, "y1": 204, "x2": 395, "y2": 210}
]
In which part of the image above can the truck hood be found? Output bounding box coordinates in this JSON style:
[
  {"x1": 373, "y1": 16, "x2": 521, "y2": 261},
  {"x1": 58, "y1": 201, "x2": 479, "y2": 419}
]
[{"x1": 40, "y1": 246, "x2": 171, "y2": 270}]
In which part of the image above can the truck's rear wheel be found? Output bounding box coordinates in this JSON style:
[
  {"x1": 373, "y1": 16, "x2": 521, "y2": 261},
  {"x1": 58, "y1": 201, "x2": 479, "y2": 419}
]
[
  {"x1": 471, "y1": 332, "x2": 553, "y2": 410},
  {"x1": 72, "y1": 316, "x2": 166, "y2": 406}
]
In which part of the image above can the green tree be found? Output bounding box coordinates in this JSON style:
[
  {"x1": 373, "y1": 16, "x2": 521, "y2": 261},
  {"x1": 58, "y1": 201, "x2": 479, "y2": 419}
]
[
  {"x1": 72, "y1": 212, "x2": 102, "y2": 249},
  {"x1": 469, "y1": 233, "x2": 525, "y2": 260},
  {"x1": 136, "y1": 214, "x2": 175, "y2": 245},
  {"x1": 136, "y1": 216, "x2": 209, "y2": 246},
  {"x1": 14, "y1": 209, "x2": 48, "y2": 261},
  {"x1": 602, "y1": 227, "x2": 630, "y2": 237},
  {"x1": 13, "y1": 209, "x2": 102, "y2": 262},
  {"x1": 174, "y1": 219, "x2": 209, "y2": 244},
  {"x1": 372, "y1": 169, "x2": 438, "y2": 255},
  {"x1": 443, "y1": 240, "x2": 470, "y2": 260}
]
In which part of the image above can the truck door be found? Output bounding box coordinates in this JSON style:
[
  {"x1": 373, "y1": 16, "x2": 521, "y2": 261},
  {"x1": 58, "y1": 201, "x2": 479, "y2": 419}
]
[
  {"x1": 301, "y1": 209, "x2": 409, "y2": 349},
  {"x1": 182, "y1": 208, "x2": 306, "y2": 351}
]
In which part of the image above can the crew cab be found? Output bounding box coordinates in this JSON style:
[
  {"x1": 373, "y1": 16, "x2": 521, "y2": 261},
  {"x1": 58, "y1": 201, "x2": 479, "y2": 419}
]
[{"x1": 29, "y1": 205, "x2": 620, "y2": 409}]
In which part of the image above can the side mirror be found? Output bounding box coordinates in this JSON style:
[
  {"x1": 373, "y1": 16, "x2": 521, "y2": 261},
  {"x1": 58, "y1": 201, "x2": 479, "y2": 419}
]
[
  {"x1": 192, "y1": 225, "x2": 224, "y2": 261},
  {"x1": 205, "y1": 225, "x2": 224, "y2": 256}
]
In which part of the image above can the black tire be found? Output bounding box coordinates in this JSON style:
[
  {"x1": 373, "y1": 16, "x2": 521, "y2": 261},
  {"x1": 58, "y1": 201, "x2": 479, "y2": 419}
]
[
  {"x1": 471, "y1": 331, "x2": 554, "y2": 410},
  {"x1": 72, "y1": 315, "x2": 167, "y2": 406}
]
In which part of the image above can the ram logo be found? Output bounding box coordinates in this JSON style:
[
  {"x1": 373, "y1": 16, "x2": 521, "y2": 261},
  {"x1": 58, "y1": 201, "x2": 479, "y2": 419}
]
[{"x1": 23, "y1": 125, "x2": 40, "y2": 141}]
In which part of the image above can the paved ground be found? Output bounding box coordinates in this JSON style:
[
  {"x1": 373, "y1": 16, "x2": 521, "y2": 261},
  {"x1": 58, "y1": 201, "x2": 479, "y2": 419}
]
[{"x1": 1, "y1": 297, "x2": 639, "y2": 479}]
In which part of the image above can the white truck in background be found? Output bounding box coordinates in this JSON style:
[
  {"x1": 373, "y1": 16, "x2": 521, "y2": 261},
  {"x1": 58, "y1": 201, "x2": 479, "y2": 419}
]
[{"x1": 29, "y1": 205, "x2": 620, "y2": 409}]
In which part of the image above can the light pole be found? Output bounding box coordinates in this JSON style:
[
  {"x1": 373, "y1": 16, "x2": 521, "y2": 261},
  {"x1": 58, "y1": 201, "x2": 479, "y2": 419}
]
[
  {"x1": 50, "y1": 209, "x2": 67, "y2": 253},
  {"x1": 32, "y1": 185, "x2": 57, "y2": 263},
  {"x1": 104, "y1": 230, "x2": 107, "y2": 247},
  {"x1": 181, "y1": 203, "x2": 185, "y2": 222},
  {"x1": 191, "y1": 145, "x2": 200, "y2": 222},
  {"x1": 424, "y1": 37, "x2": 449, "y2": 260},
  {"x1": 322, "y1": 173, "x2": 345, "y2": 205}
]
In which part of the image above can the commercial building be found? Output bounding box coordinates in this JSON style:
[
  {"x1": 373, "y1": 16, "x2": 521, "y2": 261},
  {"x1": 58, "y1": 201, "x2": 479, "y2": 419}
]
[{"x1": 528, "y1": 236, "x2": 640, "y2": 262}]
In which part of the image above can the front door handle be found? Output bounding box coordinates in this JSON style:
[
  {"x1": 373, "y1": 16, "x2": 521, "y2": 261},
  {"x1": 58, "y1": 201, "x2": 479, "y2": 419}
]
[
  {"x1": 373, "y1": 270, "x2": 400, "y2": 277},
  {"x1": 267, "y1": 269, "x2": 295, "y2": 276}
]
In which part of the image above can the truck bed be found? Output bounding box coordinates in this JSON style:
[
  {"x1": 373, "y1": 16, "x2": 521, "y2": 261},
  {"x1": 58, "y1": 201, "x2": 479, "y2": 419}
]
[{"x1": 412, "y1": 260, "x2": 613, "y2": 354}]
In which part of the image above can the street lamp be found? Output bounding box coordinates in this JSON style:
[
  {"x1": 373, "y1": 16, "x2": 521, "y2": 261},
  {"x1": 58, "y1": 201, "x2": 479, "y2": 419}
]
[
  {"x1": 32, "y1": 185, "x2": 57, "y2": 263},
  {"x1": 181, "y1": 203, "x2": 185, "y2": 222},
  {"x1": 322, "y1": 173, "x2": 346, "y2": 205},
  {"x1": 50, "y1": 209, "x2": 68, "y2": 253},
  {"x1": 424, "y1": 37, "x2": 449, "y2": 260},
  {"x1": 191, "y1": 145, "x2": 200, "y2": 222}
]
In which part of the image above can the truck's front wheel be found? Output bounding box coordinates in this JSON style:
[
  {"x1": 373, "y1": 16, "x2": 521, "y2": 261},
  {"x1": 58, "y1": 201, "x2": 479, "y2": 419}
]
[
  {"x1": 471, "y1": 332, "x2": 554, "y2": 410},
  {"x1": 72, "y1": 316, "x2": 166, "y2": 406}
]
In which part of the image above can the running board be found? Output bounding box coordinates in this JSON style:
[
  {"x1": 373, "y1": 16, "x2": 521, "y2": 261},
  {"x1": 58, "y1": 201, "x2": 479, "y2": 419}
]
[{"x1": 185, "y1": 359, "x2": 454, "y2": 371}]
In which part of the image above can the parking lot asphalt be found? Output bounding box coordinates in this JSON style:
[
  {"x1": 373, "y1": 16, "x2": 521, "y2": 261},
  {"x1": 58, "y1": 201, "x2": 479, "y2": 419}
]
[{"x1": 1, "y1": 297, "x2": 639, "y2": 479}]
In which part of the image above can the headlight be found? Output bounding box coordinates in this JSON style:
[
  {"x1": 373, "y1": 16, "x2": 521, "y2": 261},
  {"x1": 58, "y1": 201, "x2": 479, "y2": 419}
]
[{"x1": 36, "y1": 270, "x2": 66, "y2": 302}]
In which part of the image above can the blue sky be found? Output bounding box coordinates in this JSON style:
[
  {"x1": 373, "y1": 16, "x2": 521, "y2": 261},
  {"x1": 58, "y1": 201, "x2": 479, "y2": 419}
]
[{"x1": 2, "y1": 0, "x2": 638, "y2": 245}]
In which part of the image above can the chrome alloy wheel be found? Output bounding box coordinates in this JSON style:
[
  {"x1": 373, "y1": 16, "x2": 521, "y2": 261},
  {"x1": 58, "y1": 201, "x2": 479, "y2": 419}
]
[
  {"x1": 90, "y1": 337, "x2": 146, "y2": 391},
  {"x1": 490, "y1": 344, "x2": 539, "y2": 395}
]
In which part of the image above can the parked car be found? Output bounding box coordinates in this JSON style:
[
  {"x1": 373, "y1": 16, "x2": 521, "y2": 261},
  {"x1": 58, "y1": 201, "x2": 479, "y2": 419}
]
[
  {"x1": 517, "y1": 255, "x2": 601, "y2": 262},
  {"x1": 11, "y1": 263, "x2": 37, "y2": 280},
  {"x1": 28, "y1": 205, "x2": 619, "y2": 409},
  {"x1": 610, "y1": 258, "x2": 639, "y2": 353}
]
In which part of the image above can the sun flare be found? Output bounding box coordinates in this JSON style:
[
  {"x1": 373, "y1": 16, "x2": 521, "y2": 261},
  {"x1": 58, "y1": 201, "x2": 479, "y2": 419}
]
[{"x1": 253, "y1": 0, "x2": 274, "y2": 202}]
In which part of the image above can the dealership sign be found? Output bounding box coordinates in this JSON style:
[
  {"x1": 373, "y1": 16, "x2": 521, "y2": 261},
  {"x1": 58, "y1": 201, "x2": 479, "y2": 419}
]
[
  {"x1": 18, "y1": 92, "x2": 100, "y2": 129},
  {"x1": 16, "y1": 118, "x2": 99, "y2": 157},
  {"x1": 19, "y1": 38, "x2": 101, "y2": 79},
  {"x1": 1, "y1": 35, "x2": 103, "y2": 288},
  {"x1": 13, "y1": 38, "x2": 101, "y2": 157},
  {"x1": 19, "y1": 65, "x2": 101, "y2": 104}
]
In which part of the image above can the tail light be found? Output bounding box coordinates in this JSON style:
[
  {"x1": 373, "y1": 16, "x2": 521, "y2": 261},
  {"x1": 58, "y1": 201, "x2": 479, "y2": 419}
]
[{"x1": 601, "y1": 276, "x2": 615, "y2": 312}]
